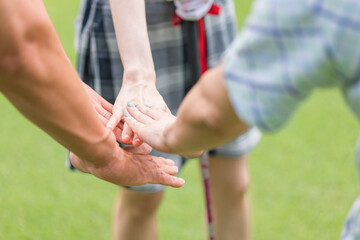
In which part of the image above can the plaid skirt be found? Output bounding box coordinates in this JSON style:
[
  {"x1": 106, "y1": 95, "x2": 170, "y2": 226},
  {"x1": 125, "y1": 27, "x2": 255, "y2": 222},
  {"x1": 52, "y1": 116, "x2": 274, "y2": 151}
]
[
  {"x1": 75, "y1": 0, "x2": 238, "y2": 107},
  {"x1": 71, "y1": 0, "x2": 261, "y2": 192}
]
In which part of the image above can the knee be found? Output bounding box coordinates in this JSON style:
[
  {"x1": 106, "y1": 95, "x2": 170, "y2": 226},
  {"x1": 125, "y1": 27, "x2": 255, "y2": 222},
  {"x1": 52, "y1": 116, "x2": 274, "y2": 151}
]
[
  {"x1": 117, "y1": 190, "x2": 163, "y2": 219},
  {"x1": 229, "y1": 171, "x2": 250, "y2": 197},
  {"x1": 217, "y1": 169, "x2": 250, "y2": 199}
]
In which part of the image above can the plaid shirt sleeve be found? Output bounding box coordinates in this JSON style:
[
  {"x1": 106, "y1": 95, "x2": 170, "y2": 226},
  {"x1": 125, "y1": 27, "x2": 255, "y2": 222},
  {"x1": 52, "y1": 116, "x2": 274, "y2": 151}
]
[{"x1": 223, "y1": 0, "x2": 360, "y2": 132}]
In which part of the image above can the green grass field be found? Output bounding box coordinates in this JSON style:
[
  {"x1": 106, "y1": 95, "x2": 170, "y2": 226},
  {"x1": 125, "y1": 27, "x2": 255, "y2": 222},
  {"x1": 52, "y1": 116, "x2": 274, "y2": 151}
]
[{"x1": 0, "y1": 1, "x2": 359, "y2": 239}]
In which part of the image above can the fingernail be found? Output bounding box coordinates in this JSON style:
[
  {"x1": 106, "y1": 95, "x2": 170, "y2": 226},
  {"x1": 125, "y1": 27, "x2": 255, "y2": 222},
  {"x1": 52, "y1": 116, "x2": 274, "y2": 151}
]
[
  {"x1": 124, "y1": 112, "x2": 131, "y2": 117},
  {"x1": 127, "y1": 102, "x2": 138, "y2": 107},
  {"x1": 145, "y1": 104, "x2": 153, "y2": 108}
]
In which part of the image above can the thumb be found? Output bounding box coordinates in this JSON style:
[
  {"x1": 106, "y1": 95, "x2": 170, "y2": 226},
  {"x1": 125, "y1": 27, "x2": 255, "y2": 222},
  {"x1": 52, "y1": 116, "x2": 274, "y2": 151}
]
[{"x1": 107, "y1": 111, "x2": 122, "y2": 130}]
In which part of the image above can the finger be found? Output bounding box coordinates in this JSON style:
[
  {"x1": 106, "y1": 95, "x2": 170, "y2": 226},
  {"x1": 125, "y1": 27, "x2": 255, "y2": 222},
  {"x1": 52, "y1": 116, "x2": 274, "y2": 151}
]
[
  {"x1": 97, "y1": 113, "x2": 110, "y2": 126},
  {"x1": 123, "y1": 143, "x2": 152, "y2": 155},
  {"x1": 124, "y1": 116, "x2": 147, "y2": 141},
  {"x1": 132, "y1": 134, "x2": 144, "y2": 147},
  {"x1": 160, "y1": 165, "x2": 179, "y2": 176},
  {"x1": 150, "y1": 173, "x2": 185, "y2": 188},
  {"x1": 162, "y1": 158, "x2": 175, "y2": 166},
  {"x1": 107, "y1": 111, "x2": 122, "y2": 130},
  {"x1": 113, "y1": 126, "x2": 123, "y2": 143},
  {"x1": 154, "y1": 156, "x2": 176, "y2": 166},
  {"x1": 121, "y1": 122, "x2": 134, "y2": 145},
  {"x1": 97, "y1": 112, "x2": 125, "y2": 142},
  {"x1": 97, "y1": 112, "x2": 119, "y2": 126},
  {"x1": 100, "y1": 98, "x2": 114, "y2": 113},
  {"x1": 127, "y1": 106, "x2": 154, "y2": 124},
  {"x1": 117, "y1": 121, "x2": 125, "y2": 130},
  {"x1": 101, "y1": 111, "x2": 112, "y2": 120},
  {"x1": 137, "y1": 105, "x2": 166, "y2": 120}
]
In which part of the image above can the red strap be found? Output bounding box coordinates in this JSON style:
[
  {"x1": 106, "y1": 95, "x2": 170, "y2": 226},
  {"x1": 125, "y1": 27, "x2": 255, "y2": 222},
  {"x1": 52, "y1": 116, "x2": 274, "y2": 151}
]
[
  {"x1": 198, "y1": 18, "x2": 208, "y2": 73},
  {"x1": 198, "y1": 4, "x2": 222, "y2": 73}
]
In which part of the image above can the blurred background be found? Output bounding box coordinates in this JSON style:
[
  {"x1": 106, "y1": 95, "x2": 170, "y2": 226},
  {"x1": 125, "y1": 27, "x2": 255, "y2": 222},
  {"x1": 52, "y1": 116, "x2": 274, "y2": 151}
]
[{"x1": 0, "y1": 0, "x2": 359, "y2": 239}]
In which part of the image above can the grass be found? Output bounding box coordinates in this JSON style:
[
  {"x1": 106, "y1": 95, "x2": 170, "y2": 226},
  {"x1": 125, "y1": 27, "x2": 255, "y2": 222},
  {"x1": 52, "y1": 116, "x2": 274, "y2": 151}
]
[{"x1": 0, "y1": 0, "x2": 359, "y2": 239}]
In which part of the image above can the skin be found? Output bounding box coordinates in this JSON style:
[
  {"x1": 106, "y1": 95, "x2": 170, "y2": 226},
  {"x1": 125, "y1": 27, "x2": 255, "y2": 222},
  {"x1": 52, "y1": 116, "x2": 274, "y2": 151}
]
[
  {"x1": 107, "y1": 0, "x2": 170, "y2": 146},
  {"x1": 0, "y1": 0, "x2": 184, "y2": 188},
  {"x1": 113, "y1": 189, "x2": 163, "y2": 240},
  {"x1": 208, "y1": 156, "x2": 251, "y2": 240},
  {"x1": 125, "y1": 64, "x2": 250, "y2": 156}
]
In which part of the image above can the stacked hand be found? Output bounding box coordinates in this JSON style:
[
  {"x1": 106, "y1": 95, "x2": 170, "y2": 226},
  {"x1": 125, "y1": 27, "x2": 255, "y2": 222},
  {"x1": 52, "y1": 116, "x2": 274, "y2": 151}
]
[
  {"x1": 68, "y1": 82, "x2": 185, "y2": 188},
  {"x1": 69, "y1": 134, "x2": 184, "y2": 187},
  {"x1": 124, "y1": 104, "x2": 176, "y2": 153},
  {"x1": 124, "y1": 104, "x2": 203, "y2": 158},
  {"x1": 106, "y1": 81, "x2": 170, "y2": 146}
]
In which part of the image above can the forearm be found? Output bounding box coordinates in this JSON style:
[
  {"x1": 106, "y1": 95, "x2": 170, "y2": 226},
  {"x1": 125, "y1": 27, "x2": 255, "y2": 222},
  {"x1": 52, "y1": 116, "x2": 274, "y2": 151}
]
[
  {"x1": 110, "y1": 0, "x2": 155, "y2": 83},
  {"x1": 164, "y1": 64, "x2": 249, "y2": 155},
  {"x1": 0, "y1": 0, "x2": 113, "y2": 163}
]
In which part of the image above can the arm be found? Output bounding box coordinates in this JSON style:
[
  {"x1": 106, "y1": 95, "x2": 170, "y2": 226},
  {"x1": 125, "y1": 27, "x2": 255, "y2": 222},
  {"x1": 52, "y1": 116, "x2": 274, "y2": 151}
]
[
  {"x1": 0, "y1": 0, "x2": 184, "y2": 188},
  {"x1": 0, "y1": 0, "x2": 109, "y2": 161},
  {"x1": 125, "y1": 64, "x2": 250, "y2": 156},
  {"x1": 163, "y1": 64, "x2": 250, "y2": 155},
  {"x1": 107, "y1": 0, "x2": 169, "y2": 145}
]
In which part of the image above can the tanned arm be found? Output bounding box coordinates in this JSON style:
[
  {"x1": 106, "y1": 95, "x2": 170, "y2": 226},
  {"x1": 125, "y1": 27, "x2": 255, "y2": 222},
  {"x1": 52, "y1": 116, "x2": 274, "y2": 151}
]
[{"x1": 0, "y1": 0, "x2": 184, "y2": 188}]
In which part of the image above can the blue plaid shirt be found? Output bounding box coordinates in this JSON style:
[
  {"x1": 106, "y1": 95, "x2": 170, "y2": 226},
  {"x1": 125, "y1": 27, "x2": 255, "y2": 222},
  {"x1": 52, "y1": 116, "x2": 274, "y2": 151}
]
[{"x1": 224, "y1": 0, "x2": 360, "y2": 132}]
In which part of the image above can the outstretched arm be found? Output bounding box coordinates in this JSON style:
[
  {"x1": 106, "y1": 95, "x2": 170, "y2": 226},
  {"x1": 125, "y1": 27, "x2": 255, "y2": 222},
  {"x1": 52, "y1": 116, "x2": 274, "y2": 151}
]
[
  {"x1": 0, "y1": 0, "x2": 109, "y2": 160},
  {"x1": 0, "y1": 0, "x2": 184, "y2": 188},
  {"x1": 107, "y1": 0, "x2": 169, "y2": 146}
]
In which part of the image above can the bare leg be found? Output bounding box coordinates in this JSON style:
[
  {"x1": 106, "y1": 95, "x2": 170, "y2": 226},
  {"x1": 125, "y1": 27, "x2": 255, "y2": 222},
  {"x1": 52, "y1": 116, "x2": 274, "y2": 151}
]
[
  {"x1": 112, "y1": 188, "x2": 163, "y2": 240},
  {"x1": 209, "y1": 155, "x2": 250, "y2": 240}
]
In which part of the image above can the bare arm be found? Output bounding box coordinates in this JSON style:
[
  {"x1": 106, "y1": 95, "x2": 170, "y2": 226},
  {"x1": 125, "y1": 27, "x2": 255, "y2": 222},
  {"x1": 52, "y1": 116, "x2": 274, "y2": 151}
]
[
  {"x1": 125, "y1": 64, "x2": 250, "y2": 156},
  {"x1": 0, "y1": 0, "x2": 110, "y2": 161},
  {"x1": 107, "y1": 0, "x2": 169, "y2": 145},
  {"x1": 109, "y1": 0, "x2": 155, "y2": 81},
  {"x1": 164, "y1": 64, "x2": 250, "y2": 155},
  {"x1": 0, "y1": 0, "x2": 184, "y2": 187}
]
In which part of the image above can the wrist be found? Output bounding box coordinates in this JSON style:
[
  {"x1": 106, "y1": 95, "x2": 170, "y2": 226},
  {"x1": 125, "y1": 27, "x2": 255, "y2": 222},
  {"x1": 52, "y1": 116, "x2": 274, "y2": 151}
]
[
  {"x1": 163, "y1": 120, "x2": 204, "y2": 158},
  {"x1": 162, "y1": 122, "x2": 184, "y2": 155},
  {"x1": 123, "y1": 68, "x2": 156, "y2": 84},
  {"x1": 86, "y1": 132, "x2": 124, "y2": 183},
  {"x1": 82, "y1": 128, "x2": 117, "y2": 166}
]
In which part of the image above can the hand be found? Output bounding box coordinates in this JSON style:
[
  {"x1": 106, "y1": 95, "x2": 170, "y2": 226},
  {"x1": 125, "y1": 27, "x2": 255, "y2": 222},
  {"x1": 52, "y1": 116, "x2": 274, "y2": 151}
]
[
  {"x1": 83, "y1": 83, "x2": 124, "y2": 141},
  {"x1": 124, "y1": 105, "x2": 202, "y2": 158},
  {"x1": 107, "y1": 80, "x2": 170, "y2": 146},
  {"x1": 69, "y1": 132, "x2": 185, "y2": 188}
]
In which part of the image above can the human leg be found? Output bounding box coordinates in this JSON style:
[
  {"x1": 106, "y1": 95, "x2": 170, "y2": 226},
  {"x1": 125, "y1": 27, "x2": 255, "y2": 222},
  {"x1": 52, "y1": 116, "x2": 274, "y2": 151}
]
[
  {"x1": 112, "y1": 188, "x2": 164, "y2": 240},
  {"x1": 111, "y1": 147, "x2": 184, "y2": 240},
  {"x1": 208, "y1": 155, "x2": 250, "y2": 240},
  {"x1": 207, "y1": 128, "x2": 261, "y2": 240}
]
